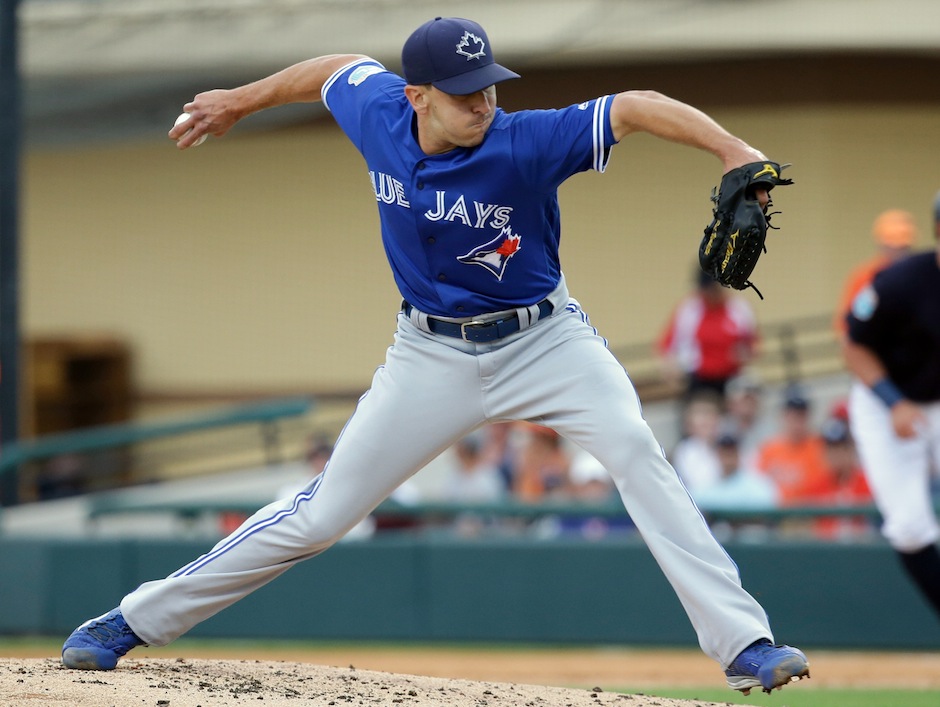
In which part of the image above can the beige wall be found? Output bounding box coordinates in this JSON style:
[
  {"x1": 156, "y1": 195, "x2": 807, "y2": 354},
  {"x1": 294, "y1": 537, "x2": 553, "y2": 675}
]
[{"x1": 22, "y1": 101, "x2": 940, "y2": 398}]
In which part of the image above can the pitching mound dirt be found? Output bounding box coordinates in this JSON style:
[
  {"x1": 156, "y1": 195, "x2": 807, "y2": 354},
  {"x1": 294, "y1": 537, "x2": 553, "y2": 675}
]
[{"x1": 2, "y1": 657, "x2": 716, "y2": 707}]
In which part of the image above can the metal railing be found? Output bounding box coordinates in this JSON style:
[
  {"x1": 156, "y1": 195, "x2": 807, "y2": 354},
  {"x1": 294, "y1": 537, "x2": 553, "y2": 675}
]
[
  {"x1": 81, "y1": 493, "x2": 890, "y2": 543},
  {"x1": 1, "y1": 312, "x2": 844, "y2": 508},
  {"x1": 0, "y1": 396, "x2": 315, "y2": 506},
  {"x1": 611, "y1": 313, "x2": 842, "y2": 401}
]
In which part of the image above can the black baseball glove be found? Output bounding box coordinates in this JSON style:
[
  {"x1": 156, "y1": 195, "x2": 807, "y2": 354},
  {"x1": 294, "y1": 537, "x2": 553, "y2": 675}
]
[{"x1": 699, "y1": 161, "x2": 793, "y2": 299}]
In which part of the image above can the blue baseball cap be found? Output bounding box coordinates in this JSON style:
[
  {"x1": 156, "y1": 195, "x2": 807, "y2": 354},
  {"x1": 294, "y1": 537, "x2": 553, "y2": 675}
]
[{"x1": 401, "y1": 17, "x2": 520, "y2": 95}]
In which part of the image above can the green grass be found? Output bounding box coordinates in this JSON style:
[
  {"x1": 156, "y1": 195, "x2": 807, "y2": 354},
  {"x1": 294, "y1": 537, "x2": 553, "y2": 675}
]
[{"x1": 623, "y1": 687, "x2": 939, "y2": 706}]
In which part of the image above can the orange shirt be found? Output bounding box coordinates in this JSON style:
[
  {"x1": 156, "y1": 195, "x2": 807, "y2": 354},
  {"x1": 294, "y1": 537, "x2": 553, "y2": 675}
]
[
  {"x1": 755, "y1": 435, "x2": 832, "y2": 504},
  {"x1": 512, "y1": 427, "x2": 571, "y2": 502},
  {"x1": 834, "y1": 255, "x2": 891, "y2": 334}
]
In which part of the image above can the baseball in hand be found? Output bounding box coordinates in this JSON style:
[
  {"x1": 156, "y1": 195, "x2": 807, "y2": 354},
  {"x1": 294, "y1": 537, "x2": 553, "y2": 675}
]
[{"x1": 174, "y1": 112, "x2": 207, "y2": 146}]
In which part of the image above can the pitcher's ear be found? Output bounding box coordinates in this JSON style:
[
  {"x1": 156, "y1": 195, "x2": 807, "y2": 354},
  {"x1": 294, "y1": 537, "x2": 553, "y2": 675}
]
[{"x1": 404, "y1": 84, "x2": 430, "y2": 112}]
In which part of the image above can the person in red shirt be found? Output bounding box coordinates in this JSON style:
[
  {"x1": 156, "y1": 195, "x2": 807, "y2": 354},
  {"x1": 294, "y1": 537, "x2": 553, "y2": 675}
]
[
  {"x1": 658, "y1": 269, "x2": 758, "y2": 405},
  {"x1": 834, "y1": 209, "x2": 916, "y2": 335},
  {"x1": 817, "y1": 419, "x2": 871, "y2": 500},
  {"x1": 810, "y1": 417, "x2": 875, "y2": 539}
]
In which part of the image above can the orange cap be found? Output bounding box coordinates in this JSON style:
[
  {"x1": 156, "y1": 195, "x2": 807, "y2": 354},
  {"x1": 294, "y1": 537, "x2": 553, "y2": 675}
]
[{"x1": 872, "y1": 209, "x2": 916, "y2": 248}]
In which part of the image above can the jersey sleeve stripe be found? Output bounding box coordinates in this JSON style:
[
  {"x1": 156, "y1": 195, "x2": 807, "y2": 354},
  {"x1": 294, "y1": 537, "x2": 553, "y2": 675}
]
[
  {"x1": 321, "y1": 57, "x2": 383, "y2": 112},
  {"x1": 592, "y1": 94, "x2": 613, "y2": 173}
]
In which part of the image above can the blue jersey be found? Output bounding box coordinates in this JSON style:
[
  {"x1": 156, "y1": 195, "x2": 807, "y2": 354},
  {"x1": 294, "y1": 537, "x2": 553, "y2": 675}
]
[{"x1": 322, "y1": 58, "x2": 617, "y2": 318}]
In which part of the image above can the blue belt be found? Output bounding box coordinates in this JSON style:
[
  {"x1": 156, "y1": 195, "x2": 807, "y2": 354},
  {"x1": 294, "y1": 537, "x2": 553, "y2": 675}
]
[{"x1": 402, "y1": 300, "x2": 554, "y2": 343}]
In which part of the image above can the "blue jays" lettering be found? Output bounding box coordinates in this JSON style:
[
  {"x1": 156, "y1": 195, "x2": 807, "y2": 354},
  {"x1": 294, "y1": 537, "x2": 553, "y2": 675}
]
[
  {"x1": 369, "y1": 171, "x2": 410, "y2": 207},
  {"x1": 424, "y1": 190, "x2": 512, "y2": 229}
]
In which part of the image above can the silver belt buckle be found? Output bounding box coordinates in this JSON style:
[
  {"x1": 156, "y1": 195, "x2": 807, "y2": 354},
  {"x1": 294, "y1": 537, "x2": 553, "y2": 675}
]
[{"x1": 460, "y1": 320, "x2": 487, "y2": 342}]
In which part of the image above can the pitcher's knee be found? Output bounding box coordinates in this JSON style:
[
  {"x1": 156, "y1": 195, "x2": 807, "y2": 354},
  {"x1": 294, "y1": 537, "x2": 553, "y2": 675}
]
[
  {"x1": 886, "y1": 520, "x2": 940, "y2": 554},
  {"x1": 294, "y1": 508, "x2": 377, "y2": 549}
]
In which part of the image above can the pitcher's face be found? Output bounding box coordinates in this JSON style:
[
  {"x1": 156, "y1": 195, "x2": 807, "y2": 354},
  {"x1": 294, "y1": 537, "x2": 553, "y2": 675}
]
[{"x1": 408, "y1": 85, "x2": 497, "y2": 154}]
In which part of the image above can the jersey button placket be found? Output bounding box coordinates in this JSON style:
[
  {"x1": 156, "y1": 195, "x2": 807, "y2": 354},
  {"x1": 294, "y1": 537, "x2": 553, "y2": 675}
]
[{"x1": 411, "y1": 158, "x2": 448, "y2": 305}]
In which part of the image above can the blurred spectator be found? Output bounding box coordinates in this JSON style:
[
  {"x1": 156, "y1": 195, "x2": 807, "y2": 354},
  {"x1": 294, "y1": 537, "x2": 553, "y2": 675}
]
[
  {"x1": 304, "y1": 435, "x2": 334, "y2": 474},
  {"x1": 669, "y1": 392, "x2": 724, "y2": 494},
  {"x1": 811, "y1": 417, "x2": 876, "y2": 540},
  {"x1": 818, "y1": 419, "x2": 871, "y2": 502},
  {"x1": 828, "y1": 398, "x2": 850, "y2": 424},
  {"x1": 568, "y1": 449, "x2": 617, "y2": 502},
  {"x1": 438, "y1": 432, "x2": 506, "y2": 503},
  {"x1": 433, "y1": 431, "x2": 507, "y2": 538},
  {"x1": 276, "y1": 435, "x2": 334, "y2": 499},
  {"x1": 693, "y1": 428, "x2": 780, "y2": 513},
  {"x1": 657, "y1": 268, "x2": 758, "y2": 405},
  {"x1": 723, "y1": 372, "x2": 776, "y2": 469},
  {"x1": 479, "y1": 421, "x2": 517, "y2": 491},
  {"x1": 547, "y1": 448, "x2": 630, "y2": 540},
  {"x1": 512, "y1": 424, "x2": 572, "y2": 502},
  {"x1": 754, "y1": 391, "x2": 832, "y2": 504},
  {"x1": 834, "y1": 209, "x2": 916, "y2": 334}
]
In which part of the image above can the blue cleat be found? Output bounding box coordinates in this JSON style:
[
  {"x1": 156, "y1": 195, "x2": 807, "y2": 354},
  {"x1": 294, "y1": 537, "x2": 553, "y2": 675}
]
[
  {"x1": 725, "y1": 639, "x2": 810, "y2": 694},
  {"x1": 61, "y1": 608, "x2": 145, "y2": 670}
]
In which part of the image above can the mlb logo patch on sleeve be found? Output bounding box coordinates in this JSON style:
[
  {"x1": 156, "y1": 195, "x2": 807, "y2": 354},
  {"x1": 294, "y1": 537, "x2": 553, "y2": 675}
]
[
  {"x1": 850, "y1": 285, "x2": 879, "y2": 321},
  {"x1": 348, "y1": 65, "x2": 384, "y2": 86}
]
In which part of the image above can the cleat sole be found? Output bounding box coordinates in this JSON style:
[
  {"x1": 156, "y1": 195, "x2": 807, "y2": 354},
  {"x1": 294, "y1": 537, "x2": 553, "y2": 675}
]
[
  {"x1": 760, "y1": 654, "x2": 810, "y2": 691},
  {"x1": 62, "y1": 647, "x2": 118, "y2": 671}
]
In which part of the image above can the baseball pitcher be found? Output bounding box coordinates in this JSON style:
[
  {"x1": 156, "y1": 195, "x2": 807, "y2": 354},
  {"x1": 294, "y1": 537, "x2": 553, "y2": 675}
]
[{"x1": 62, "y1": 17, "x2": 808, "y2": 695}]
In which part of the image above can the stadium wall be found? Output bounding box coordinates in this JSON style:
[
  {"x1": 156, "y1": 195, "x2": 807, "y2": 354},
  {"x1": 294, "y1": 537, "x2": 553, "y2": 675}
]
[
  {"x1": 2, "y1": 536, "x2": 938, "y2": 649},
  {"x1": 21, "y1": 59, "x2": 940, "y2": 400}
]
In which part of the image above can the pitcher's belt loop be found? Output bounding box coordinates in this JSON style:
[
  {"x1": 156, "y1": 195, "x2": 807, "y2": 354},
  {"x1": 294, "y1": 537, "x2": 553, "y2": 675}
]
[{"x1": 401, "y1": 300, "x2": 553, "y2": 343}]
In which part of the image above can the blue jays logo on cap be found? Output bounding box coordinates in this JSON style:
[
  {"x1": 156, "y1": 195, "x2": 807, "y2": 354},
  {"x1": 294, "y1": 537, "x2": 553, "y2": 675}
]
[
  {"x1": 455, "y1": 31, "x2": 486, "y2": 61},
  {"x1": 401, "y1": 17, "x2": 520, "y2": 96}
]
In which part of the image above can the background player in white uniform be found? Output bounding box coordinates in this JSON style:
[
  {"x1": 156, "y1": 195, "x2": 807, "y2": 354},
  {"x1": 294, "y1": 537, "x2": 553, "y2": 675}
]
[
  {"x1": 843, "y1": 191, "x2": 940, "y2": 617},
  {"x1": 62, "y1": 17, "x2": 808, "y2": 694}
]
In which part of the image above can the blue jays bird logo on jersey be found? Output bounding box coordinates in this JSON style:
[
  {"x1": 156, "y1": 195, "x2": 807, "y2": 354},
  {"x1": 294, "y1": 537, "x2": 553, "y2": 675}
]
[
  {"x1": 457, "y1": 226, "x2": 521, "y2": 280},
  {"x1": 455, "y1": 31, "x2": 486, "y2": 60}
]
